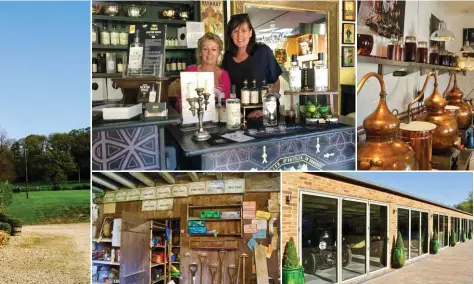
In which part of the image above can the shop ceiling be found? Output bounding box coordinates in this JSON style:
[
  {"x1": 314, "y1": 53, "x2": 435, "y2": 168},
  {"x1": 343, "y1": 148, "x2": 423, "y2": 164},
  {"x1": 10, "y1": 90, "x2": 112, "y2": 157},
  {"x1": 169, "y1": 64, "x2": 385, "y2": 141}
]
[
  {"x1": 246, "y1": 5, "x2": 326, "y2": 34},
  {"x1": 92, "y1": 172, "x2": 280, "y2": 193}
]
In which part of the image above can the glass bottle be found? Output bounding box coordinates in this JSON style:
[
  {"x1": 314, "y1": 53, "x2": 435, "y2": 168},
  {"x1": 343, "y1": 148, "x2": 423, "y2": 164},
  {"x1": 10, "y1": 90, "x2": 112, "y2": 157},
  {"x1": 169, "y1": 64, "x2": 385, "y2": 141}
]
[
  {"x1": 250, "y1": 79, "x2": 259, "y2": 105},
  {"x1": 128, "y1": 29, "x2": 144, "y2": 76},
  {"x1": 119, "y1": 23, "x2": 128, "y2": 46},
  {"x1": 241, "y1": 79, "x2": 250, "y2": 106},
  {"x1": 387, "y1": 34, "x2": 397, "y2": 60},
  {"x1": 263, "y1": 90, "x2": 278, "y2": 127},
  {"x1": 260, "y1": 79, "x2": 268, "y2": 104},
  {"x1": 100, "y1": 21, "x2": 110, "y2": 45},
  {"x1": 92, "y1": 24, "x2": 98, "y2": 44},
  {"x1": 165, "y1": 58, "x2": 170, "y2": 72},
  {"x1": 110, "y1": 23, "x2": 119, "y2": 46},
  {"x1": 181, "y1": 60, "x2": 187, "y2": 71},
  {"x1": 219, "y1": 95, "x2": 227, "y2": 125},
  {"x1": 117, "y1": 57, "x2": 123, "y2": 73},
  {"x1": 289, "y1": 54, "x2": 301, "y2": 91},
  {"x1": 106, "y1": 53, "x2": 116, "y2": 73},
  {"x1": 92, "y1": 58, "x2": 97, "y2": 73},
  {"x1": 226, "y1": 85, "x2": 241, "y2": 130},
  {"x1": 429, "y1": 45, "x2": 439, "y2": 65},
  {"x1": 171, "y1": 58, "x2": 177, "y2": 71},
  {"x1": 417, "y1": 41, "x2": 428, "y2": 63},
  {"x1": 149, "y1": 83, "x2": 157, "y2": 103},
  {"x1": 404, "y1": 36, "x2": 417, "y2": 62},
  {"x1": 96, "y1": 53, "x2": 103, "y2": 73}
]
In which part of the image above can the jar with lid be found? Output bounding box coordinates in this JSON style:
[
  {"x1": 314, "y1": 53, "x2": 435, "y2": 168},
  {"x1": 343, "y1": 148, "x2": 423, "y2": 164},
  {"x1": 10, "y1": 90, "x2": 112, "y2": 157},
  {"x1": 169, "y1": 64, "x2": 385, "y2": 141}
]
[
  {"x1": 429, "y1": 45, "x2": 439, "y2": 65},
  {"x1": 357, "y1": 25, "x2": 374, "y2": 56},
  {"x1": 417, "y1": 41, "x2": 428, "y2": 63},
  {"x1": 439, "y1": 50, "x2": 448, "y2": 66},
  {"x1": 387, "y1": 34, "x2": 397, "y2": 60},
  {"x1": 404, "y1": 36, "x2": 417, "y2": 62}
]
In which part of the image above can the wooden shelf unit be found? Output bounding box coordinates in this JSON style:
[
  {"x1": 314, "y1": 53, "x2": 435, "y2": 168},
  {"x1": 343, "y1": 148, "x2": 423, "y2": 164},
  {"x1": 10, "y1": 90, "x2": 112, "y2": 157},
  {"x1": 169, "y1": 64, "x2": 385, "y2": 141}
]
[{"x1": 187, "y1": 203, "x2": 243, "y2": 239}]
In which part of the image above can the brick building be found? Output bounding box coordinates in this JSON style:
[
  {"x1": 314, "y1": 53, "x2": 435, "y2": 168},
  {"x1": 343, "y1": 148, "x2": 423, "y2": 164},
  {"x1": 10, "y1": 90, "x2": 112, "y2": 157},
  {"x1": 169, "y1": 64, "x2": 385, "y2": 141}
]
[{"x1": 282, "y1": 172, "x2": 473, "y2": 284}]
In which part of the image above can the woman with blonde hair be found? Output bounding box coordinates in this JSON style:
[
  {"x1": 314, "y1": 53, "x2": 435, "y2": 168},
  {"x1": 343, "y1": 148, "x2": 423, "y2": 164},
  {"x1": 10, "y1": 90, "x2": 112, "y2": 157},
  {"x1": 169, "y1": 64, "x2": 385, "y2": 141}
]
[{"x1": 176, "y1": 32, "x2": 231, "y2": 112}]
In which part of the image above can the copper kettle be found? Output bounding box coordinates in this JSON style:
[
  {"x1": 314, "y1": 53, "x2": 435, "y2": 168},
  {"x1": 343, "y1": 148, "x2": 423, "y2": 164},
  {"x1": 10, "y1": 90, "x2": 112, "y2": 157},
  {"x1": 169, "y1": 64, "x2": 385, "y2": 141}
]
[
  {"x1": 444, "y1": 72, "x2": 472, "y2": 130},
  {"x1": 409, "y1": 72, "x2": 458, "y2": 153},
  {"x1": 357, "y1": 72, "x2": 417, "y2": 170}
]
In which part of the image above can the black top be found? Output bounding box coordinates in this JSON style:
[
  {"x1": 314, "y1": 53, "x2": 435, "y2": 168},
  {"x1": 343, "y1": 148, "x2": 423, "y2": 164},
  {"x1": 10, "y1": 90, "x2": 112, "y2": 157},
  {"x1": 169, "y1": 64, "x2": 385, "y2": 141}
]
[{"x1": 222, "y1": 43, "x2": 283, "y2": 99}]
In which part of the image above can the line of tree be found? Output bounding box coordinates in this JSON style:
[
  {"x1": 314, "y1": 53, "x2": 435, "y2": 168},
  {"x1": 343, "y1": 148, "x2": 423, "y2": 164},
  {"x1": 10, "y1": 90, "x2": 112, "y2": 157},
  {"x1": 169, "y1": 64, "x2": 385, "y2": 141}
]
[
  {"x1": 454, "y1": 191, "x2": 473, "y2": 214},
  {"x1": 0, "y1": 127, "x2": 90, "y2": 184}
]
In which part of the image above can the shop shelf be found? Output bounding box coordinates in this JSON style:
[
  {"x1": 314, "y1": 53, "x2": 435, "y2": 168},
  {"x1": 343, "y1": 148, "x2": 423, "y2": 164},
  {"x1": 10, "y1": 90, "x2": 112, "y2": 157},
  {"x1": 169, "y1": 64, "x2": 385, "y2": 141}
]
[
  {"x1": 92, "y1": 44, "x2": 128, "y2": 50},
  {"x1": 166, "y1": 46, "x2": 193, "y2": 50},
  {"x1": 188, "y1": 204, "x2": 241, "y2": 209},
  {"x1": 151, "y1": 263, "x2": 165, "y2": 268},
  {"x1": 188, "y1": 218, "x2": 242, "y2": 221},
  {"x1": 92, "y1": 73, "x2": 123, "y2": 78},
  {"x1": 92, "y1": 238, "x2": 112, "y2": 243},
  {"x1": 93, "y1": 15, "x2": 186, "y2": 26},
  {"x1": 92, "y1": 260, "x2": 120, "y2": 266},
  {"x1": 284, "y1": 90, "x2": 339, "y2": 96},
  {"x1": 189, "y1": 233, "x2": 241, "y2": 237}
]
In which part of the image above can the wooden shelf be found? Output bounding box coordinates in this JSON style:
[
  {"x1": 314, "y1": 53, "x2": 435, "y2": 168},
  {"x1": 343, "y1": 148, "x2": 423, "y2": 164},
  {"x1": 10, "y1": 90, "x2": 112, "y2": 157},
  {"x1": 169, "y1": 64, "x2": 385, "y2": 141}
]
[
  {"x1": 92, "y1": 238, "x2": 112, "y2": 243},
  {"x1": 151, "y1": 263, "x2": 165, "y2": 268},
  {"x1": 151, "y1": 245, "x2": 166, "y2": 249},
  {"x1": 188, "y1": 204, "x2": 241, "y2": 209},
  {"x1": 284, "y1": 90, "x2": 339, "y2": 96},
  {"x1": 189, "y1": 233, "x2": 241, "y2": 237},
  {"x1": 92, "y1": 44, "x2": 128, "y2": 50},
  {"x1": 92, "y1": 73, "x2": 123, "y2": 78},
  {"x1": 152, "y1": 277, "x2": 165, "y2": 283},
  {"x1": 93, "y1": 15, "x2": 187, "y2": 25},
  {"x1": 358, "y1": 55, "x2": 463, "y2": 72},
  {"x1": 188, "y1": 218, "x2": 242, "y2": 221},
  {"x1": 92, "y1": 260, "x2": 120, "y2": 266},
  {"x1": 166, "y1": 46, "x2": 194, "y2": 50}
]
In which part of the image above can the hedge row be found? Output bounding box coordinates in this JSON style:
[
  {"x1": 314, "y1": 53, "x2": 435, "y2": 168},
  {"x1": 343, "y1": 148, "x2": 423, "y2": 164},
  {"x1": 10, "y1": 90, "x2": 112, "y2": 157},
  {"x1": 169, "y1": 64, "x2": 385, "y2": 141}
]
[
  {"x1": 12, "y1": 183, "x2": 90, "y2": 193},
  {"x1": 0, "y1": 213, "x2": 22, "y2": 235}
]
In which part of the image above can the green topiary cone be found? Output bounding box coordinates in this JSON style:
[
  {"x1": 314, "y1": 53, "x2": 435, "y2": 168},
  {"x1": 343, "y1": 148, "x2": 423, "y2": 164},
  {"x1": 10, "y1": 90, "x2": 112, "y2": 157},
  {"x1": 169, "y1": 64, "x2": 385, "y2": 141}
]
[
  {"x1": 431, "y1": 230, "x2": 439, "y2": 254},
  {"x1": 392, "y1": 231, "x2": 406, "y2": 268},
  {"x1": 450, "y1": 229, "x2": 457, "y2": 247}
]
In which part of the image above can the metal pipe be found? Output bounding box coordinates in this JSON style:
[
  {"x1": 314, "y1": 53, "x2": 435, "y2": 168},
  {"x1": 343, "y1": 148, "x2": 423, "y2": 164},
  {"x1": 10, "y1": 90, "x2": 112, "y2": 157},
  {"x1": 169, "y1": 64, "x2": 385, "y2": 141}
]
[
  {"x1": 442, "y1": 71, "x2": 455, "y2": 97},
  {"x1": 406, "y1": 71, "x2": 439, "y2": 123},
  {"x1": 356, "y1": 72, "x2": 386, "y2": 95}
]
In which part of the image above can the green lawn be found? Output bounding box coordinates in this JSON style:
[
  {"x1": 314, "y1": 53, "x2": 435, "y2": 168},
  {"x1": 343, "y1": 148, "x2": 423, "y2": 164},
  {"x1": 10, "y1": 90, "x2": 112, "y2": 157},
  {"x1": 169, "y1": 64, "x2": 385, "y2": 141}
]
[
  {"x1": 5, "y1": 190, "x2": 90, "y2": 225},
  {"x1": 13, "y1": 180, "x2": 90, "y2": 191}
]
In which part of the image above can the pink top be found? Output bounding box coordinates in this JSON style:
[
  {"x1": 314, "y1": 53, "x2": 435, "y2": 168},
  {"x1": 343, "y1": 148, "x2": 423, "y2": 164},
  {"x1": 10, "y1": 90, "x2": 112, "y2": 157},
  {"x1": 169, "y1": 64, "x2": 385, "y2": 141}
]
[{"x1": 175, "y1": 65, "x2": 231, "y2": 112}]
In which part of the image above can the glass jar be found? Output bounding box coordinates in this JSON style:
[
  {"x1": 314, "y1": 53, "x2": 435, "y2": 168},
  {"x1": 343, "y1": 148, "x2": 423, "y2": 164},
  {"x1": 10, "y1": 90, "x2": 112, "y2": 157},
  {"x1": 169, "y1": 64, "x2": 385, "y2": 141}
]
[
  {"x1": 417, "y1": 41, "x2": 428, "y2": 63},
  {"x1": 404, "y1": 36, "x2": 417, "y2": 62},
  {"x1": 387, "y1": 34, "x2": 397, "y2": 60},
  {"x1": 429, "y1": 45, "x2": 439, "y2": 65},
  {"x1": 439, "y1": 50, "x2": 448, "y2": 66},
  {"x1": 357, "y1": 25, "x2": 373, "y2": 56}
]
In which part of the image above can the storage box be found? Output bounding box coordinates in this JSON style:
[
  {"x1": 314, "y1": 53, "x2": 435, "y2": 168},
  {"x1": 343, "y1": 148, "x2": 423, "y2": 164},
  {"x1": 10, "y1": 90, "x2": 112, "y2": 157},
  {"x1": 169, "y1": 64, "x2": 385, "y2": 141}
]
[
  {"x1": 221, "y1": 211, "x2": 241, "y2": 218},
  {"x1": 200, "y1": 211, "x2": 221, "y2": 219},
  {"x1": 188, "y1": 220, "x2": 205, "y2": 227},
  {"x1": 188, "y1": 226, "x2": 207, "y2": 234}
]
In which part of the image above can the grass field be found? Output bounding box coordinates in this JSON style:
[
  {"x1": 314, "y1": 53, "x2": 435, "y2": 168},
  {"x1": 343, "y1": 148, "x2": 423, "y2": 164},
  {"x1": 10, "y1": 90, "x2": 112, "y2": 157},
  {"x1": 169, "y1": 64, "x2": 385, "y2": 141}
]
[{"x1": 5, "y1": 190, "x2": 90, "y2": 225}]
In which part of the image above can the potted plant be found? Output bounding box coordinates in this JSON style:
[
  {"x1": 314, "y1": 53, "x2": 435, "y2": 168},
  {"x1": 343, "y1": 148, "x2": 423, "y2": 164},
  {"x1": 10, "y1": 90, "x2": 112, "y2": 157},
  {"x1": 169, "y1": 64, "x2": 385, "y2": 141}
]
[
  {"x1": 450, "y1": 229, "x2": 457, "y2": 247},
  {"x1": 469, "y1": 230, "x2": 472, "y2": 240},
  {"x1": 431, "y1": 230, "x2": 439, "y2": 254},
  {"x1": 392, "y1": 231, "x2": 406, "y2": 268},
  {"x1": 283, "y1": 237, "x2": 304, "y2": 284},
  {"x1": 8, "y1": 217, "x2": 22, "y2": 236},
  {"x1": 462, "y1": 230, "x2": 467, "y2": 242}
]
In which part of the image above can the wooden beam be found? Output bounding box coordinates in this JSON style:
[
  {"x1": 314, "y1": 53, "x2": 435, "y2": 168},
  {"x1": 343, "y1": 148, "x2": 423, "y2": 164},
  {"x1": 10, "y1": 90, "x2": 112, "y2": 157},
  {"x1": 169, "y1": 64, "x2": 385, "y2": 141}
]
[
  {"x1": 130, "y1": 172, "x2": 154, "y2": 187},
  {"x1": 215, "y1": 172, "x2": 223, "y2": 180},
  {"x1": 92, "y1": 175, "x2": 119, "y2": 190},
  {"x1": 92, "y1": 186, "x2": 104, "y2": 194},
  {"x1": 102, "y1": 172, "x2": 135, "y2": 189},
  {"x1": 159, "y1": 172, "x2": 175, "y2": 184},
  {"x1": 187, "y1": 172, "x2": 199, "y2": 182}
]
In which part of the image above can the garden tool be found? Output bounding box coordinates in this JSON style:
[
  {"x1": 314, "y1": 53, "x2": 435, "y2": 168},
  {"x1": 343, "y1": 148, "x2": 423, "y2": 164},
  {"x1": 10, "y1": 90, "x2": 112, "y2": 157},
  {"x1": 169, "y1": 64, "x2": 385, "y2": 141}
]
[
  {"x1": 241, "y1": 253, "x2": 248, "y2": 284},
  {"x1": 228, "y1": 264, "x2": 237, "y2": 284},
  {"x1": 218, "y1": 249, "x2": 228, "y2": 283},
  {"x1": 236, "y1": 256, "x2": 242, "y2": 284},
  {"x1": 189, "y1": 263, "x2": 198, "y2": 284},
  {"x1": 198, "y1": 252, "x2": 208, "y2": 284},
  {"x1": 209, "y1": 263, "x2": 219, "y2": 284}
]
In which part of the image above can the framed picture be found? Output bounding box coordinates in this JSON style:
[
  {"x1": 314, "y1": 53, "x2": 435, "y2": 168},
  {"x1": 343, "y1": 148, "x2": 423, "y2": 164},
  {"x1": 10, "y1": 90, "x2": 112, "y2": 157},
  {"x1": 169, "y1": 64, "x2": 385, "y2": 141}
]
[
  {"x1": 343, "y1": 0, "x2": 356, "y2": 21},
  {"x1": 200, "y1": 0, "x2": 225, "y2": 40},
  {"x1": 342, "y1": 23, "x2": 355, "y2": 44},
  {"x1": 341, "y1": 46, "x2": 355, "y2": 67},
  {"x1": 357, "y1": 0, "x2": 406, "y2": 38}
]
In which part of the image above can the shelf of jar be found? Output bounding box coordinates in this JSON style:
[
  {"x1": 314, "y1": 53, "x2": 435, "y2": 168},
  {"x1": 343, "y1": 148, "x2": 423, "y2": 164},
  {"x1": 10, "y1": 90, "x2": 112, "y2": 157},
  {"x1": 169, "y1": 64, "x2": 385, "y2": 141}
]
[
  {"x1": 358, "y1": 55, "x2": 462, "y2": 71},
  {"x1": 92, "y1": 260, "x2": 120, "y2": 266},
  {"x1": 92, "y1": 44, "x2": 128, "y2": 50},
  {"x1": 93, "y1": 15, "x2": 187, "y2": 25},
  {"x1": 93, "y1": 73, "x2": 123, "y2": 78},
  {"x1": 284, "y1": 90, "x2": 339, "y2": 96}
]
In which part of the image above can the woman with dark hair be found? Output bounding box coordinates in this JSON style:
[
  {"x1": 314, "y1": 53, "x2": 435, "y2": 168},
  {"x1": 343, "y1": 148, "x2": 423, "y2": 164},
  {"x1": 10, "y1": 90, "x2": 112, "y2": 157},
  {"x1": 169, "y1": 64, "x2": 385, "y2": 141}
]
[{"x1": 222, "y1": 13, "x2": 282, "y2": 118}]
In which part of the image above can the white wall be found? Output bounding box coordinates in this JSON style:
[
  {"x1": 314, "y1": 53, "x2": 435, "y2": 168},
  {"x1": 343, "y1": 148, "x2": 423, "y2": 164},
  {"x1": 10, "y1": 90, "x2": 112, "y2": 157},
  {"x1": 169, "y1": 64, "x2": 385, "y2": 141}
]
[{"x1": 357, "y1": 1, "x2": 474, "y2": 126}]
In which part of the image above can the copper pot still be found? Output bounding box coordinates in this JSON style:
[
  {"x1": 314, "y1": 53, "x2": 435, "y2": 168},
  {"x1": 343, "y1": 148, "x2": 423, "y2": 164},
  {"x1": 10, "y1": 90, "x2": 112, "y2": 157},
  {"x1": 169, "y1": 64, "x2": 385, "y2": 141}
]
[
  {"x1": 399, "y1": 121, "x2": 436, "y2": 170},
  {"x1": 412, "y1": 72, "x2": 458, "y2": 153},
  {"x1": 445, "y1": 72, "x2": 473, "y2": 130},
  {"x1": 357, "y1": 72, "x2": 417, "y2": 170}
]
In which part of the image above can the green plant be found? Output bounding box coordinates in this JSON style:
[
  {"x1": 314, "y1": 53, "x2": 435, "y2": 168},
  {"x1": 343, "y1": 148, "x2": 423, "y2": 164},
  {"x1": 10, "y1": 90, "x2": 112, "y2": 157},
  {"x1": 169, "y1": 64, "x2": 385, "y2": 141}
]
[
  {"x1": 51, "y1": 184, "x2": 62, "y2": 191},
  {"x1": 450, "y1": 229, "x2": 457, "y2": 247},
  {"x1": 392, "y1": 231, "x2": 406, "y2": 268},
  {"x1": 0, "y1": 182, "x2": 13, "y2": 212},
  {"x1": 462, "y1": 231, "x2": 467, "y2": 242},
  {"x1": 469, "y1": 230, "x2": 472, "y2": 240},
  {"x1": 283, "y1": 237, "x2": 301, "y2": 269},
  {"x1": 0, "y1": 222, "x2": 11, "y2": 234},
  {"x1": 431, "y1": 230, "x2": 439, "y2": 254},
  {"x1": 8, "y1": 217, "x2": 22, "y2": 228}
]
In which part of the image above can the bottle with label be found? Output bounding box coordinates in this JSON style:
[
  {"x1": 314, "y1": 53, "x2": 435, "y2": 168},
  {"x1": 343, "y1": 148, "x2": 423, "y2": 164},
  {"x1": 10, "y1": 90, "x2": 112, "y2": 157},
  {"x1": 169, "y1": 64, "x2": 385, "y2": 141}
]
[
  {"x1": 226, "y1": 85, "x2": 241, "y2": 130},
  {"x1": 92, "y1": 24, "x2": 98, "y2": 44},
  {"x1": 92, "y1": 58, "x2": 97, "y2": 73},
  {"x1": 171, "y1": 58, "x2": 177, "y2": 71},
  {"x1": 149, "y1": 83, "x2": 157, "y2": 103},
  {"x1": 241, "y1": 79, "x2": 250, "y2": 106},
  {"x1": 117, "y1": 57, "x2": 123, "y2": 73},
  {"x1": 219, "y1": 96, "x2": 227, "y2": 125},
  {"x1": 165, "y1": 59, "x2": 170, "y2": 72},
  {"x1": 250, "y1": 79, "x2": 259, "y2": 105},
  {"x1": 181, "y1": 60, "x2": 187, "y2": 71},
  {"x1": 260, "y1": 79, "x2": 268, "y2": 103},
  {"x1": 263, "y1": 91, "x2": 278, "y2": 127},
  {"x1": 101, "y1": 21, "x2": 110, "y2": 45},
  {"x1": 111, "y1": 248, "x2": 116, "y2": 263},
  {"x1": 110, "y1": 23, "x2": 119, "y2": 46},
  {"x1": 101, "y1": 53, "x2": 107, "y2": 73},
  {"x1": 96, "y1": 54, "x2": 104, "y2": 73},
  {"x1": 176, "y1": 58, "x2": 182, "y2": 71},
  {"x1": 213, "y1": 97, "x2": 219, "y2": 123},
  {"x1": 301, "y1": 67, "x2": 309, "y2": 91},
  {"x1": 106, "y1": 53, "x2": 116, "y2": 73},
  {"x1": 289, "y1": 54, "x2": 301, "y2": 91},
  {"x1": 128, "y1": 29, "x2": 144, "y2": 76},
  {"x1": 119, "y1": 23, "x2": 128, "y2": 46}
]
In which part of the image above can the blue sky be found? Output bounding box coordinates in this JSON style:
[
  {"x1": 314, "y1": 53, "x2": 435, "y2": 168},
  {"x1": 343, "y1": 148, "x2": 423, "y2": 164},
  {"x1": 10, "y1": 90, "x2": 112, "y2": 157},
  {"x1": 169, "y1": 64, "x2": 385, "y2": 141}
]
[
  {"x1": 342, "y1": 172, "x2": 473, "y2": 207},
  {"x1": 0, "y1": 2, "x2": 89, "y2": 139}
]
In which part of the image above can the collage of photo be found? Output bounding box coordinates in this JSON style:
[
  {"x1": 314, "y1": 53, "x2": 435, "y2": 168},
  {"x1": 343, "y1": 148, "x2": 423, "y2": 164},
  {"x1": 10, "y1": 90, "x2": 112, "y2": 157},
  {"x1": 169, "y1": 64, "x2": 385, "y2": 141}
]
[{"x1": 0, "y1": 0, "x2": 473, "y2": 284}]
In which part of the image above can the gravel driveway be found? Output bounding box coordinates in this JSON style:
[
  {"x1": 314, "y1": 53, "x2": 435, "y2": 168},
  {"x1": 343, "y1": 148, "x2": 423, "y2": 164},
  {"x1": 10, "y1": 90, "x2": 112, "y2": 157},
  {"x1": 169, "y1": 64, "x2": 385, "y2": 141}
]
[{"x1": 0, "y1": 223, "x2": 90, "y2": 284}]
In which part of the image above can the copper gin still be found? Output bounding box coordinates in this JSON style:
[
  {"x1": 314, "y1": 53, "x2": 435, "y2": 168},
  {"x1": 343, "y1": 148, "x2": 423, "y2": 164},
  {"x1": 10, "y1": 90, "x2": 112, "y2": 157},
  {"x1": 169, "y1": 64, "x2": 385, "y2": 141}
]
[
  {"x1": 444, "y1": 72, "x2": 473, "y2": 130},
  {"x1": 410, "y1": 72, "x2": 458, "y2": 153},
  {"x1": 399, "y1": 121, "x2": 436, "y2": 170},
  {"x1": 357, "y1": 72, "x2": 417, "y2": 170}
]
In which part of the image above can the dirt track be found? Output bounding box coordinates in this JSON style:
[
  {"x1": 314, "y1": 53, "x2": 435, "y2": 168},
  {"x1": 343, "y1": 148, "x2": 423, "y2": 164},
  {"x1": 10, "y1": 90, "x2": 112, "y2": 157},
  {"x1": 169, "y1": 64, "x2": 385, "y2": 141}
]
[{"x1": 0, "y1": 223, "x2": 90, "y2": 284}]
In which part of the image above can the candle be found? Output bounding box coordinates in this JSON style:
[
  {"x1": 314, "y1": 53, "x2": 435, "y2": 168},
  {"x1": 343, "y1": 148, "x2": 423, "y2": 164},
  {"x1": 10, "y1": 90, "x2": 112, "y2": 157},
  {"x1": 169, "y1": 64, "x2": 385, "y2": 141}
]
[
  {"x1": 205, "y1": 79, "x2": 209, "y2": 94},
  {"x1": 188, "y1": 83, "x2": 193, "y2": 98}
]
